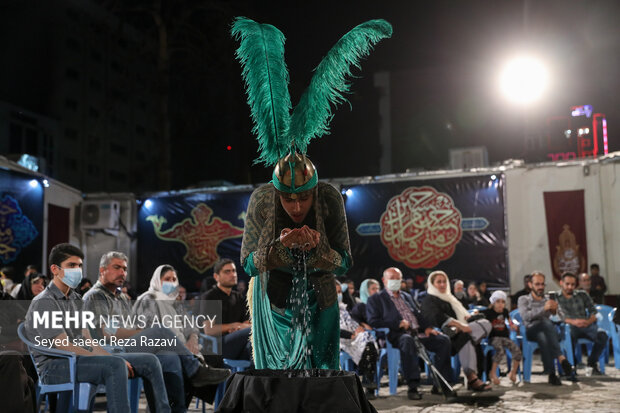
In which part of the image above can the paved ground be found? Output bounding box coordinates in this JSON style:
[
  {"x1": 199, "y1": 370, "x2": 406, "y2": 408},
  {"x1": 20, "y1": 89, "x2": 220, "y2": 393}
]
[{"x1": 99, "y1": 357, "x2": 620, "y2": 412}]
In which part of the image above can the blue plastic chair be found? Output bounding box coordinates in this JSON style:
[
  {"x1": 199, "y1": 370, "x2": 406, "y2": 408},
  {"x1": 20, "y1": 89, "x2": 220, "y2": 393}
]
[
  {"x1": 375, "y1": 328, "x2": 400, "y2": 395},
  {"x1": 198, "y1": 333, "x2": 251, "y2": 412},
  {"x1": 594, "y1": 305, "x2": 615, "y2": 363},
  {"x1": 339, "y1": 350, "x2": 356, "y2": 372},
  {"x1": 608, "y1": 308, "x2": 620, "y2": 369},
  {"x1": 510, "y1": 310, "x2": 563, "y2": 382},
  {"x1": 17, "y1": 323, "x2": 141, "y2": 413},
  {"x1": 560, "y1": 305, "x2": 611, "y2": 372}
]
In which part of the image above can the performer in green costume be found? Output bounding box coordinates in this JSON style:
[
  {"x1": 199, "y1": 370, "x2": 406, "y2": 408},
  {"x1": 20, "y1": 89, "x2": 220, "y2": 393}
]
[{"x1": 233, "y1": 17, "x2": 392, "y2": 370}]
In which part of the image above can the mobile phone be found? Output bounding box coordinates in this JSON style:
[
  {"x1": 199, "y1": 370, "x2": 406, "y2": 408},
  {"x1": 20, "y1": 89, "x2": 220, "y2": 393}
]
[{"x1": 548, "y1": 291, "x2": 557, "y2": 301}]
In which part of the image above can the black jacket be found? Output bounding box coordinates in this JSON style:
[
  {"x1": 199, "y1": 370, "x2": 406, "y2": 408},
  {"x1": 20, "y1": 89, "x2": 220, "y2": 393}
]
[
  {"x1": 421, "y1": 294, "x2": 471, "y2": 354},
  {"x1": 366, "y1": 289, "x2": 430, "y2": 347}
]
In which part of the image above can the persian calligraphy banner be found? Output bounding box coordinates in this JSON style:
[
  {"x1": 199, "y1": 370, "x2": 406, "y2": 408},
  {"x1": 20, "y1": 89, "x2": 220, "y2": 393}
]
[
  {"x1": 342, "y1": 174, "x2": 508, "y2": 288},
  {"x1": 543, "y1": 190, "x2": 587, "y2": 282},
  {"x1": 137, "y1": 190, "x2": 252, "y2": 293},
  {"x1": 0, "y1": 169, "x2": 43, "y2": 279}
]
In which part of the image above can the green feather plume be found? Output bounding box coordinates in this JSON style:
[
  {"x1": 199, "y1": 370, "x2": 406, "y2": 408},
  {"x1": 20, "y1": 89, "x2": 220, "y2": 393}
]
[
  {"x1": 289, "y1": 19, "x2": 392, "y2": 154},
  {"x1": 231, "y1": 17, "x2": 292, "y2": 166}
]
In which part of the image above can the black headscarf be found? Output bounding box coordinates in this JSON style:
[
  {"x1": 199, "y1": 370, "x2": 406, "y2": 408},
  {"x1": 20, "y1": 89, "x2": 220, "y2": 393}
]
[{"x1": 16, "y1": 272, "x2": 46, "y2": 300}]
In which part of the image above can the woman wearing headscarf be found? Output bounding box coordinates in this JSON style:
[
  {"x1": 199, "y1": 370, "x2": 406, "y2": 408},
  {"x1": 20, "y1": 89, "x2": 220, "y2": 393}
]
[
  {"x1": 421, "y1": 271, "x2": 492, "y2": 391},
  {"x1": 133, "y1": 265, "x2": 202, "y2": 356},
  {"x1": 350, "y1": 279, "x2": 380, "y2": 326},
  {"x1": 15, "y1": 272, "x2": 46, "y2": 300}
]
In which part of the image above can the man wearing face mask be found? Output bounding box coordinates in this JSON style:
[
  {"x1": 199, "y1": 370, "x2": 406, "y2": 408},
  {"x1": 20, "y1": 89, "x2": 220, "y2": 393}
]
[
  {"x1": 201, "y1": 259, "x2": 252, "y2": 362},
  {"x1": 83, "y1": 251, "x2": 230, "y2": 412},
  {"x1": 24, "y1": 243, "x2": 172, "y2": 412},
  {"x1": 366, "y1": 267, "x2": 452, "y2": 400}
]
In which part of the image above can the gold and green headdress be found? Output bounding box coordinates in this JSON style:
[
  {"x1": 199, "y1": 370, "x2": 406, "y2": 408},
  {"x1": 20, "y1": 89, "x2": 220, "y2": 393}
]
[{"x1": 231, "y1": 17, "x2": 392, "y2": 196}]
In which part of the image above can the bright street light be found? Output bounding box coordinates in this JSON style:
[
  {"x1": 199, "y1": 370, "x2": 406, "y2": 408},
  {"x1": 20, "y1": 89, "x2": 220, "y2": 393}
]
[{"x1": 499, "y1": 56, "x2": 549, "y2": 105}]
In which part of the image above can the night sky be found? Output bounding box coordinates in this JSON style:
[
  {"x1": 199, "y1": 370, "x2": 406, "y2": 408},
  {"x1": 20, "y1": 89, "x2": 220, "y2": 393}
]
[
  {"x1": 6, "y1": 0, "x2": 620, "y2": 191},
  {"x1": 181, "y1": 0, "x2": 620, "y2": 188}
]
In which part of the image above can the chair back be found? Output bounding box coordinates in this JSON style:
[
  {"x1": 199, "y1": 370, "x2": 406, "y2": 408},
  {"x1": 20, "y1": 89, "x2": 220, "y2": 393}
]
[{"x1": 595, "y1": 305, "x2": 614, "y2": 333}]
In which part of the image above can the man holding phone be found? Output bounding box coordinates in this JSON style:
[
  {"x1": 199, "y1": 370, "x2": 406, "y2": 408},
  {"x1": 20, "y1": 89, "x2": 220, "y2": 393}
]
[{"x1": 518, "y1": 271, "x2": 575, "y2": 385}]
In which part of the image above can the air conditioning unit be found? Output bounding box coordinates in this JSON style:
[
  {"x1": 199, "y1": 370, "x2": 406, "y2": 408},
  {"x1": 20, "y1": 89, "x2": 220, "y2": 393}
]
[{"x1": 80, "y1": 201, "x2": 120, "y2": 230}]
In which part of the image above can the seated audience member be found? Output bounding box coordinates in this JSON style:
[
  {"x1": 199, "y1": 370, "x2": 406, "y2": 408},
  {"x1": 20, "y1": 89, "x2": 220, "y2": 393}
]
[
  {"x1": 83, "y1": 251, "x2": 230, "y2": 412},
  {"x1": 0, "y1": 266, "x2": 17, "y2": 295},
  {"x1": 367, "y1": 267, "x2": 453, "y2": 400},
  {"x1": 77, "y1": 278, "x2": 93, "y2": 296},
  {"x1": 405, "y1": 278, "x2": 415, "y2": 295},
  {"x1": 121, "y1": 281, "x2": 136, "y2": 301},
  {"x1": 466, "y1": 282, "x2": 490, "y2": 308},
  {"x1": 518, "y1": 271, "x2": 574, "y2": 385},
  {"x1": 177, "y1": 284, "x2": 187, "y2": 301},
  {"x1": 10, "y1": 265, "x2": 39, "y2": 298},
  {"x1": 236, "y1": 280, "x2": 248, "y2": 297},
  {"x1": 350, "y1": 279, "x2": 380, "y2": 325},
  {"x1": 482, "y1": 291, "x2": 522, "y2": 384},
  {"x1": 511, "y1": 275, "x2": 531, "y2": 310},
  {"x1": 134, "y1": 265, "x2": 203, "y2": 356},
  {"x1": 588, "y1": 264, "x2": 607, "y2": 305},
  {"x1": 200, "y1": 259, "x2": 252, "y2": 362},
  {"x1": 478, "y1": 281, "x2": 491, "y2": 301},
  {"x1": 336, "y1": 282, "x2": 378, "y2": 399},
  {"x1": 337, "y1": 276, "x2": 358, "y2": 311},
  {"x1": 557, "y1": 272, "x2": 607, "y2": 375},
  {"x1": 421, "y1": 271, "x2": 492, "y2": 391},
  {"x1": 15, "y1": 272, "x2": 47, "y2": 301},
  {"x1": 25, "y1": 244, "x2": 172, "y2": 413},
  {"x1": 452, "y1": 280, "x2": 468, "y2": 307}
]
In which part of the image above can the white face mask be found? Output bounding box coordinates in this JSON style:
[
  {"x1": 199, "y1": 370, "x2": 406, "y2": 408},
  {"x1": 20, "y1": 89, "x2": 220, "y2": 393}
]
[{"x1": 386, "y1": 279, "x2": 401, "y2": 292}]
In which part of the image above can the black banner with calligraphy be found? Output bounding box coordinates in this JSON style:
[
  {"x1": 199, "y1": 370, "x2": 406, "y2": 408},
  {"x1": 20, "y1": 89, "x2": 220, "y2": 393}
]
[
  {"x1": 341, "y1": 174, "x2": 508, "y2": 288},
  {"x1": 0, "y1": 169, "x2": 43, "y2": 282},
  {"x1": 137, "y1": 190, "x2": 252, "y2": 293}
]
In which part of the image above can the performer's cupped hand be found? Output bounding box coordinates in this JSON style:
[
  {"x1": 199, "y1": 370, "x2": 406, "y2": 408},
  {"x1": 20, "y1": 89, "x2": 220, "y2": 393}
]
[{"x1": 280, "y1": 226, "x2": 320, "y2": 251}]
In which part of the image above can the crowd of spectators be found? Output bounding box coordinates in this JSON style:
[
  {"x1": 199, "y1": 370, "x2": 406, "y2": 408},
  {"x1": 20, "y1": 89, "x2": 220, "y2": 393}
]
[{"x1": 1, "y1": 246, "x2": 614, "y2": 410}]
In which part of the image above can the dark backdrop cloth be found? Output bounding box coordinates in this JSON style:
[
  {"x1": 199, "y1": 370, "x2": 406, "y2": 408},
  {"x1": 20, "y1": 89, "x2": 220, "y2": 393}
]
[
  {"x1": 543, "y1": 190, "x2": 587, "y2": 282},
  {"x1": 217, "y1": 369, "x2": 377, "y2": 413},
  {"x1": 137, "y1": 190, "x2": 252, "y2": 292},
  {"x1": 343, "y1": 174, "x2": 507, "y2": 288},
  {"x1": 0, "y1": 169, "x2": 43, "y2": 281}
]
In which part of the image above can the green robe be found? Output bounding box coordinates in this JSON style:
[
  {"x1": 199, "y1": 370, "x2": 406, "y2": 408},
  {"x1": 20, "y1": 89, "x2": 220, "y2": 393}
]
[{"x1": 241, "y1": 182, "x2": 352, "y2": 369}]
